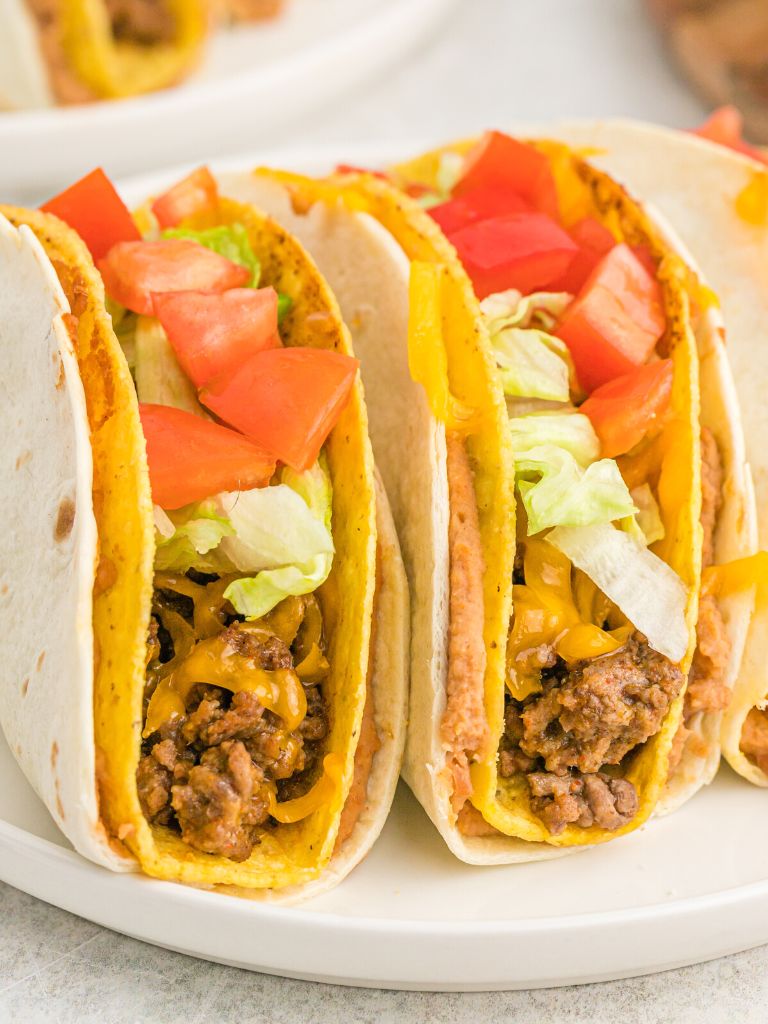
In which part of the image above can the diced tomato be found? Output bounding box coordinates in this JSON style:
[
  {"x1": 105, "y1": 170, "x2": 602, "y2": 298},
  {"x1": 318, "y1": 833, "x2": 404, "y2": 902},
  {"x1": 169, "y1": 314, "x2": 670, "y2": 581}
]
[
  {"x1": 453, "y1": 131, "x2": 559, "y2": 217},
  {"x1": 334, "y1": 164, "x2": 388, "y2": 179},
  {"x1": 630, "y1": 244, "x2": 657, "y2": 279},
  {"x1": 429, "y1": 184, "x2": 530, "y2": 234},
  {"x1": 41, "y1": 168, "x2": 141, "y2": 261},
  {"x1": 581, "y1": 359, "x2": 674, "y2": 458},
  {"x1": 152, "y1": 287, "x2": 279, "y2": 389},
  {"x1": 151, "y1": 167, "x2": 220, "y2": 229},
  {"x1": 555, "y1": 243, "x2": 666, "y2": 392},
  {"x1": 139, "y1": 404, "x2": 275, "y2": 509},
  {"x1": 692, "y1": 106, "x2": 768, "y2": 165},
  {"x1": 548, "y1": 217, "x2": 616, "y2": 293},
  {"x1": 99, "y1": 240, "x2": 250, "y2": 315},
  {"x1": 448, "y1": 212, "x2": 578, "y2": 299},
  {"x1": 200, "y1": 348, "x2": 359, "y2": 471}
]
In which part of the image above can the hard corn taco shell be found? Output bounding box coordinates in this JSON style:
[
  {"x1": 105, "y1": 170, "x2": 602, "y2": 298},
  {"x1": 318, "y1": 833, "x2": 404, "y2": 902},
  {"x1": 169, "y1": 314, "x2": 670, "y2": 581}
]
[
  {"x1": 0, "y1": 0, "x2": 209, "y2": 109},
  {"x1": 221, "y1": 134, "x2": 753, "y2": 860},
  {"x1": 0, "y1": 196, "x2": 408, "y2": 897},
  {"x1": 545, "y1": 118, "x2": 767, "y2": 788}
]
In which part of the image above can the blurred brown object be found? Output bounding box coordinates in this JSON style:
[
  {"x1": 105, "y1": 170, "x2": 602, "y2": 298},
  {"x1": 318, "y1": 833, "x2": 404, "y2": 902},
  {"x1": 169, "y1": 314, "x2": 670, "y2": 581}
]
[
  {"x1": 647, "y1": 0, "x2": 768, "y2": 142},
  {"x1": 222, "y1": 0, "x2": 284, "y2": 21}
]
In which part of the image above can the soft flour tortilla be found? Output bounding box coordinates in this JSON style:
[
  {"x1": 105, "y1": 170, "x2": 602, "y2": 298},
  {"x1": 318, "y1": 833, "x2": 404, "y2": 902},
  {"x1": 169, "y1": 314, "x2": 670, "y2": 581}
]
[
  {"x1": 0, "y1": 202, "x2": 408, "y2": 897},
  {"x1": 221, "y1": 140, "x2": 755, "y2": 859},
  {"x1": 546, "y1": 119, "x2": 767, "y2": 786}
]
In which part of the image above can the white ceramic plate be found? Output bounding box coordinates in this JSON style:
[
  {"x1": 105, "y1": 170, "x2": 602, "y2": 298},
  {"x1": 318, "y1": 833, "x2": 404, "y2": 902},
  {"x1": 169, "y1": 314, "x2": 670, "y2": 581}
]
[
  {"x1": 0, "y1": 0, "x2": 454, "y2": 202},
  {"x1": 2, "y1": 142, "x2": 768, "y2": 992}
]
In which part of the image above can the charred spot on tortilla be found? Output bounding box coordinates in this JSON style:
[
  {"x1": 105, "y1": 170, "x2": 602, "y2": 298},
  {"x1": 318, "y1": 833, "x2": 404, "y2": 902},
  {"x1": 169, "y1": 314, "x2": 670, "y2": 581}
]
[
  {"x1": 50, "y1": 741, "x2": 59, "y2": 768},
  {"x1": 21, "y1": 678, "x2": 29, "y2": 697},
  {"x1": 54, "y1": 497, "x2": 76, "y2": 542},
  {"x1": 94, "y1": 555, "x2": 118, "y2": 597},
  {"x1": 36, "y1": 651, "x2": 46, "y2": 672},
  {"x1": 15, "y1": 451, "x2": 32, "y2": 471}
]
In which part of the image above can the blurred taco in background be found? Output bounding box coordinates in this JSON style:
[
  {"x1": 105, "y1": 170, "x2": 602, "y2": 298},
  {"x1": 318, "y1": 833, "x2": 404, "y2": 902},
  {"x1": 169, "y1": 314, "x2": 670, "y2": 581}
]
[
  {"x1": 222, "y1": 127, "x2": 755, "y2": 860},
  {"x1": 547, "y1": 116, "x2": 768, "y2": 788},
  {"x1": 0, "y1": 0, "x2": 209, "y2": 108},
  {"x1": 0, "y1": 164, "x2": 407, "y2": 900}
]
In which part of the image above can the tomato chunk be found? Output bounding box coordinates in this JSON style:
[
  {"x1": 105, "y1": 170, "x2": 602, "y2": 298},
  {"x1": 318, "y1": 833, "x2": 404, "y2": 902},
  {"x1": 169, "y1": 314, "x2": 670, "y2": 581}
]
[
  {"x1": 448, "y1": 212, "x2": 578, "y2": 299},
  {"x1": 453, "y1": 131, "x2": 559, "y2": 217},
  {"x1": 151, "y1": 167, "x2": 220, "y2": 229},
  {"x1": 581, "y1": 360, "x2": 674, "y2": 458},
  {"x1": 139, "y1": 404, "x2": 275, "y2": 509},
  {"x1": 693, "y1": 106, "x2": 768, "y2": 165},
  {"x1": 334, "y1": 164, "x2": 388, "y2": 179},
  {"x1": 153, "y1": 287, "x2": 279, "y2": 389},
  {"x1": 429, "y1": 184, "x2": 530, "y2": 235},
  {"x1": 41, "y1": 168, "x2": 140, "y2": 261},
  {"x1": 548, "y1": 217, "x2": 615, "y2": 293},
  {"x1": 200, "y1": 348, "x2": 359, "y2": 471},
  {"x1": 555, "y1": 244, "x2": 666, "y2": 392},
  {"x1": 99, "y1": 240, "x2": 250, "y2": 315}
]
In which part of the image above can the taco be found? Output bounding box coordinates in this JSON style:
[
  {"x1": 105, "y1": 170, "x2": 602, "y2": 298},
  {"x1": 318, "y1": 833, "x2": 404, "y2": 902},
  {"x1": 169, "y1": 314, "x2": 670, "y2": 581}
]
[
  {"x1": 0, "y1": 0, "x2": 209, "y2": 108},
  {"x1": 546, "y1": 117, "x2": 768, "y2": 789},
  {"x1": 0, "y1": 164, "x2": 407, "y2": 897},
  {"x1": 221, "y1": 128, "x2": 754, "y2": 861}
]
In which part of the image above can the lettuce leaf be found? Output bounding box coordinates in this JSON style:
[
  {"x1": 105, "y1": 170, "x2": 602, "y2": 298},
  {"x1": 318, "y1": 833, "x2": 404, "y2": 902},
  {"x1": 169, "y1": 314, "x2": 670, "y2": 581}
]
[
  {"x1": 507, "y1": 412, "x2": 601, "y2": 466},
  {"x1": 481, "y1": 289, "x2": 572, "y2": 332},
  {"x1": 163, "y1": 223, "x2": 261, "y2": 287},
  {"x1": 515, "y1": 445, "x2": 636, "y2": 535},
  {"x1": 151, "y1": 460, "x2": 334, "y2": 618},
  {"x1": 491, "y1": 327, "x2": 572, "y2": 402},
  {"x1": 549, "y1": 523, "x2": 688, "y2": 662}
]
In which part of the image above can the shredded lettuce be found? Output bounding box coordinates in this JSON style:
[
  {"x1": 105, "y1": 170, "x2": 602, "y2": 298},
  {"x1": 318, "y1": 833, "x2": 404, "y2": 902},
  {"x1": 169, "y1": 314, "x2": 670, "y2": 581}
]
[
  {"x1": 516, "y1": 445, "x2": 637, "y2": 536},
  {"x1": 163, "y1": 223, "x2": 261, "y2": 287},
  {"x1": 134, "y1": 316, "x2": 206, "y2": 415},
  {"x1": 152, "y1": 459, "x2": 334, "y2": 618},
  {"x1": 481, "y1": 289, "x2": 572, "y2": 332},
  {"x1": 630, "y1": 484, "x2": 666, "y2": 545},
  {"x1": 548, "y1": 523, "x2": 689, "y2": 662},
  {"x1": 416, "y1": 151, "x2": 466, "y2": 208},
  {"x1": 508, "y1": 412, "x2": 601, "y2": 466}
]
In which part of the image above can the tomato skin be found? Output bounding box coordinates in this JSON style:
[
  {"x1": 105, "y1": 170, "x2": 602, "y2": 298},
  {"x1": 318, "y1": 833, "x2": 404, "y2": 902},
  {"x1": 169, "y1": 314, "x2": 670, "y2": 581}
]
[
  {"x1": 429, "y1": 184, "x2": 530, "y2": 234},
  {"x1": 453, "y1": 131, "x2": 559, "y2": 217},
  {"x1": 99, "y1": 240, "x2": 250, "y2": 315},
  {"x1": 139, "y1": 403, "x2": 275, "y2": 509},
  {"x1": 200, "y1": 348, "x2": 359, "y2": 472},
  {"x1": 152, "y1": 287, "x2": 279, "y2": 389},
  {"x1": 581, "y1": 359, "x2": 674, "y2": 458},
  {"x1": 41, "y1": 168, "x2": 141, "y2": 261},
  {"x1": 555, "y1": 244, "x2": 666, "y2": 392},
  {"x1": 448, "y1": 212, "x2": 578, "y2": 299},
  {"x1": 548, "y1": 217, "x2": 615, "y2": 293},
  {"x1": 693, "y1": 106, "x2": 768, "y2": 165},
  {"x1": 151, "y1": 167, "x2": 220, "y2": 229}
]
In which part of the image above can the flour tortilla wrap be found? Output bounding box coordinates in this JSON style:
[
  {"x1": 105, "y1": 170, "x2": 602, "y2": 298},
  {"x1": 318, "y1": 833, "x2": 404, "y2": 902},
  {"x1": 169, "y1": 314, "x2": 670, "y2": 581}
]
[
  {"x1": 0, "y1": 200, "x2": 407, "y2": 898},
  {"x1": 0, "y1": 0, "x2": 209, "y2": 109},
  {"x1": 222, "y1": 134, "x2": 753, "y2": 861},
  {"x1": 546, "y1": 118, "x2": 767, "y2": 788}
]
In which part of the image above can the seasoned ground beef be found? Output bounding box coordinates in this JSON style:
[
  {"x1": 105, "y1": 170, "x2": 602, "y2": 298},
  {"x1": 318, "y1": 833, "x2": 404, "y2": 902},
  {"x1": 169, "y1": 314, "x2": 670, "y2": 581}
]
[
  {"x1": 498, "y1": 632, "x2": 682, "y2": 834},
  {"x1": 741, "y1": 708, "x2": 768, "y2": 776},
  {"x1": 700, "y1": 427, "x2": 723, "y2": 570},
  {"x1": 137, "y1": 587, "x2": 329, "y2": 862},
  {"x1": 527, "y1": 770, "x2": 639, "y2": 835},
  {"x1": 106, "y1": 0, "x2": 176, "y2": 43},
  {"x1": 515, "y1": 633, "x2": 683, "y2": 775}
]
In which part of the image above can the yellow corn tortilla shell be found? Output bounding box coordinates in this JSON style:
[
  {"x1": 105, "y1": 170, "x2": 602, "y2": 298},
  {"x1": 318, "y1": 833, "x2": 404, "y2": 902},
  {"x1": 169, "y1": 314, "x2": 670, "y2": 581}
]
[
  {"x1": 544, "y1": 120, "x2": 764, "y2": 788},
  {"x1": 221, "y1": 142, "x2": 720, "y2": 858},
  {"x1": 1, "y1": 197, "x2": 410, "y2": 893}
]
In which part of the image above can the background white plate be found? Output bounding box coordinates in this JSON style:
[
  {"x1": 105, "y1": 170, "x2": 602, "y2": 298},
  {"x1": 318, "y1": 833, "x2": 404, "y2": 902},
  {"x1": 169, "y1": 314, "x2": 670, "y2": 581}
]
[
  {"x1": 0, "y1": 0, "x2": 455, "y2": 202},
  {"x1": 1, "y1": 143, "x2": 767, "y2": 992}
]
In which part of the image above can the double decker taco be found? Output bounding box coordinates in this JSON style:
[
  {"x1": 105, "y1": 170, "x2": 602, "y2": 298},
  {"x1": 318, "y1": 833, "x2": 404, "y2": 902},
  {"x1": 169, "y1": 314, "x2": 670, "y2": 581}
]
[
  {"x1": 222, "y1": 127, "x2": 755, "y2": 861},
  {"x1": 0, "y1": 0, "x2": 209, "y2": 108},
  {"x1": 546, "y1": 115, "x2": 768, "y2": 790},
  {"x1": 0, "y1": 164, "x2": 407, "y2": 897}
]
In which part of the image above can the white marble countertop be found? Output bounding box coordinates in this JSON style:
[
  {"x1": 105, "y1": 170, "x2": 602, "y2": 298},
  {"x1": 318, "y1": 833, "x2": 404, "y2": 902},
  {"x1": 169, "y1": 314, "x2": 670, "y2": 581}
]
[{"x1": 4, "y1": 0, "x2": 766, "y2": 1020}]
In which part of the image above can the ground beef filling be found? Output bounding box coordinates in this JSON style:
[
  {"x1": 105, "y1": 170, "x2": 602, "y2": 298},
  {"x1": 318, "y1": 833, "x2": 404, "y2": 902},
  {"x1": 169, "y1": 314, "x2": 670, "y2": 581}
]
[
  {"x1": 106, "y1": 0, "x2": 177, "y2": 44},
  {"x1": 136, "y1": 582, "x2": 329, "y2": 862},
  {"x1": 740, "y1": 708, "x2": 768, "y2": 776},
  {"x1": 500, "y1": 633, "x2": 684, "y2": 834}
]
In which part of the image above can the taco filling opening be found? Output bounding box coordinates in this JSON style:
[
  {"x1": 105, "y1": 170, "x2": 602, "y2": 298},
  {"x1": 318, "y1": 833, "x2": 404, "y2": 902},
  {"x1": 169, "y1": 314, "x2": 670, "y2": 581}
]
[
  {"x1": 39, "y1": 166, "x2": 368, "y2": 862},
  {"x1": 396, "y1": 131, "x2": 728, "y2": 836}
]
